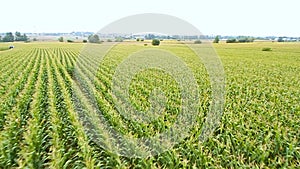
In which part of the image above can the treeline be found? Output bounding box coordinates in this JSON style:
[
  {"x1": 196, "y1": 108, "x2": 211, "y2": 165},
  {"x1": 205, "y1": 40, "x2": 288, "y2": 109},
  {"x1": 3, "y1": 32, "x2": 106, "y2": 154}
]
[
  {"x1": 0, "y1": 32, "x2": 28, "y2": 42},
  {"x1": 226, "y1": 36, "x2": 254, "y2": 43},
  {"x1": 58, "y1": 34, "x2": 102, "y2": 43}
]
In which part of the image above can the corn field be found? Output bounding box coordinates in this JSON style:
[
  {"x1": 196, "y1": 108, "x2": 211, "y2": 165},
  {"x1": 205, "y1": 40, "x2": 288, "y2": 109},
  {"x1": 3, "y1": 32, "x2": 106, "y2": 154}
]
[{"x1": 0, "y1": 42, "x2": 299, "y2": 168}]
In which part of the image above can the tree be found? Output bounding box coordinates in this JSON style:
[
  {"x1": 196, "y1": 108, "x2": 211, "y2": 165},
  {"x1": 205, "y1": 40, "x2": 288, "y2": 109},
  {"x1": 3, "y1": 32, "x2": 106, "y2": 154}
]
[
  {"x1": 14, "y1": 32, "x2": 28, "y2": 41},
  {"x1": 58, "y1": 37, "x2": 64, "y2": 42},
  {"x1": 88, "y1": 34, "x2": 100, "y2": 43},
  {"x1": 15, "y1": 32, "x2": 22, "y2": 41},
  {"x1": 237, "y1": 36, "x2": 254, "y2": 43},
  {"x1": 278, "y1": 37, "x2": 284, "y2": 42},
  {"x1": 213, "y1": 36, "x2": 220, "y2": 43},
  {"x1": 15, "y1": 31, "x2": 21, "y2": 37},
  {"x1": 2, "y1": 32, "x2": 14, "y2": 42},
  {"x1": 23, "y1": 34, "x2": 28, "y2": 42},
  {"x1": 226, "y1": 39, "x2": 237, "y2": 43},
  {"x1": 152, "y1": 39, "x2": 160, "y2": 46}
]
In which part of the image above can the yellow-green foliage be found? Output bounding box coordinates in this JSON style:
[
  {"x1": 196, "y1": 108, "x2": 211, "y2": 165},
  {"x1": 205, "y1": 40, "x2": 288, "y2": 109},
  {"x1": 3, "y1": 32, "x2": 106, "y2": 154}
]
[{"x1": 0, "y1": 42, "x2": 299, "y2": 168}]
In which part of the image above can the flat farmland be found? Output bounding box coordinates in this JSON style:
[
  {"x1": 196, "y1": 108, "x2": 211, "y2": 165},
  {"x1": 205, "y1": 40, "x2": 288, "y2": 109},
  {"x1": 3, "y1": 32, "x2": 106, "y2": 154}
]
[{"x1": 0, "y1": 41, "x2": 299, "y2": 168}]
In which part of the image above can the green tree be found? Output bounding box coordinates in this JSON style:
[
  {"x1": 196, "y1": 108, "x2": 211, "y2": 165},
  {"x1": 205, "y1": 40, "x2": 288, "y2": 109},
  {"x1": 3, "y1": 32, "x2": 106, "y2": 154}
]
[
  {"x1": 58, "y1": 37, "x2": 64, "y2": 42},
  {"x1": 152, "y1": 39, "x2": 160, "y2": 46},
  {"x1": 213, "y1": 36, "x2": 220, "y2": 43},
  {"x1": 278, "y1": 37, "x2": 284, "y2": 42},
  {"x1": 23, "y1": 34, "x2": 28, "y2": 41},
  {"x1": 15, "y1": 32, "x2": 27, "y2": 41},
  {"x1": 237, "y1": 36, "x2": 254, "y2": 43},
  {"x1": 15, "y1": 31, "x2": 21, "y2": 37},
  {"x1": 88, "y1": 34, "x2": 100, "y2": 43},
  {"x1": 226, "y1": 39, "x2": 237, "y2": 43},
  {"x1": 2, "y1": 32, "x2": 14, "y2": 42}
]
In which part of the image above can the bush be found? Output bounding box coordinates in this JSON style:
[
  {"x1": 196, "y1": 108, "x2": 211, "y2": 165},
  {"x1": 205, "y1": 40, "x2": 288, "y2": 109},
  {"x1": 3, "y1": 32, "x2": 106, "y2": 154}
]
[
  {"x1": 194, "y1": 40, "x2": 202, "y2": 44},
  {"x1": 83, "y1": 40, "x2": 87, "y2": 43},
  {"x1": 67, "y1": 40, "x2": 74, "y2": 43},
  {"x1": 144, "y1": 44, "x2": 148, "y2": 46},
  {"x1": 152, "y1": 39, "x2": 160, "y2": 46},
  {"x1": 115, "y1": 38, "x2": 123, "y2": 42},
  {"x1": 136, "y1": 38, "x2": 140, "y2": 41},
  {"x1": 107, "y1": 39, "x2": 113, "y2": 42},
  {"x1": 262, "y1": 48, "x2": 272, "y2": 51},
  {"x1": 141, "y1": 39, "x2": 144, "y2": 41}
]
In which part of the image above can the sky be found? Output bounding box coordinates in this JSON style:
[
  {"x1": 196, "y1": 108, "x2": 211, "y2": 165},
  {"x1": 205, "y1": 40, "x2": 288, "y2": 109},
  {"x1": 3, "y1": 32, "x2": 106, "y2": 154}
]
[{"x1": 1, "y1": 0, "x2": 299, "y2": 37}]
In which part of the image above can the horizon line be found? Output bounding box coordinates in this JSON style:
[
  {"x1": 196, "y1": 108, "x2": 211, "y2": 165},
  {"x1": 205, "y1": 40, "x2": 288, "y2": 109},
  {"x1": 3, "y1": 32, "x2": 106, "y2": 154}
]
[{"x1": 0, "y1": 31, "x2": 299, "y2": 38}]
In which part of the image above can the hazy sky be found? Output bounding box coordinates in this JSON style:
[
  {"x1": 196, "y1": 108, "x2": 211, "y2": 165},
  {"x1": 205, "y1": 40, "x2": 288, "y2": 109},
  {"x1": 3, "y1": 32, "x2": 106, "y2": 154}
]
[{"x1": 1, "y1": 0, "x2": 299, "y2": 36}]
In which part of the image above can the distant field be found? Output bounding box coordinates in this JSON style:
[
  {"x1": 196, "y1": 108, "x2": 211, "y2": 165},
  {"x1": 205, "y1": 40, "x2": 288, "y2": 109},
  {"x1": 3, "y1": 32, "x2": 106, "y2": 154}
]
[{"x1": 0, "y1": 41, "x2": 299, "y2": 168}]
